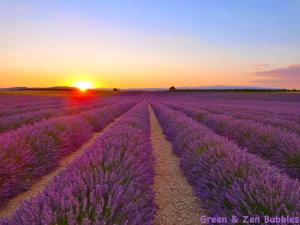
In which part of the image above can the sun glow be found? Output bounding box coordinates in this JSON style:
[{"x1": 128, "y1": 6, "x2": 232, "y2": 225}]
[{"x1": 74, "y1": 81, "x2": 93, "y2": 92}]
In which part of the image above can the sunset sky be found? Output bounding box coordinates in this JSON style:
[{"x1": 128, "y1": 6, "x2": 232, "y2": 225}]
[{"x1": 1, "y1": 0, "x2": 300, "y2": 89}]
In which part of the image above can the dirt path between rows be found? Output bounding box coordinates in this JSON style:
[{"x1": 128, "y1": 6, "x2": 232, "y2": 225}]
[
  {"x1": 149, "y1": 105, "x2": 205, "y2": 225},
  {"x1": 0, "y1": 118, "x2": 119, "y2": 218}
]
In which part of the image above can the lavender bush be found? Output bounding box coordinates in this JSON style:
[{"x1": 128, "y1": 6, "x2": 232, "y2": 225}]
[
  {"x1": 164, "y1": 103, "x2": 300, "y2": 179},
  {"x1": 0, "y1": 102, "x2": 135, "y2": 209},
  {"x1": 151, "y1": 91, "x2": 300, "y2": 123},
  {"x1": 170, "y1": 101, "x2": 300, "y2": 135},
  {"x1": 0, "y1": 96, "x2": 68, "y2": 117},
  {"x1": 151, "y1": 102, "x2": 300, "y2": 220},
  {"x1": 0, "y1": 99, "x2": 123, "y2": 133},
  {"x1": 0, "y1": 102, "x2": 155, "y2": 225}
]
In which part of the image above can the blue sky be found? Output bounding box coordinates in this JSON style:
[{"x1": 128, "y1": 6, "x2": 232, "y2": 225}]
[{"x1": 1, "y1": 0, "x2": 300, "y2": 88}]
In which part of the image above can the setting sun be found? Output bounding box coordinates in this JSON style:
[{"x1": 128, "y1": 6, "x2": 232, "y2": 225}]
[{"x1": 74, "y1": 81, "x2": 93, "y2": 92}]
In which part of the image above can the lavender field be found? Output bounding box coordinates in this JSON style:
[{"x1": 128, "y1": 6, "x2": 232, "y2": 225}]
[{"x1": 0, "y1": 92, "x2": 299, "y2": 224}]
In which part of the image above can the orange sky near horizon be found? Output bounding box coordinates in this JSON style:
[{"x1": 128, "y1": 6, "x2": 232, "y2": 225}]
[
  {"x1": 0, "y1": 33, "x2": 254, "y2": 89},
  {"x1": 0, "y1": 67, "x2": 252, "y2": 89}
]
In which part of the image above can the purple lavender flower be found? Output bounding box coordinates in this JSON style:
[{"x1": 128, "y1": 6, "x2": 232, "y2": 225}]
[{"x1": 151, "y1": 102, "x2": 300, "y2": 219}]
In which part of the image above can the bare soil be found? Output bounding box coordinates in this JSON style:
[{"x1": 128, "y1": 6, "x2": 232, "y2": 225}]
[{"x1": 149, "y1": 105, "x2": 205, "y2": 225}]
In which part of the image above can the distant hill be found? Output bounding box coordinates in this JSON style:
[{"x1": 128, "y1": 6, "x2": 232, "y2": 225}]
[
  {"x1": 0, "y1": 86, "x2": 76, "y2": 91},
  {"x1": 0, "y1": 87, "x2": 28, "y2": 91}
]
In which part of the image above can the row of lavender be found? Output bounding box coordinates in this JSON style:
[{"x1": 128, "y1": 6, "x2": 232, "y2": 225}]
[
  {"x1": 203, "y1": 102, "x2": 300, "y2": 124},
  {"x1": 151, "y1": 102, "x2": 300, "y2": 219},
  {"x1": 209, "y1": 104, "x2": 300, "y2": 134},
  {"x1": 152, "y1": 92, "x2": 300, "y2": 123},
  {"x1": 163, "y1": 102, "x2": 300, "y2": 179},
  {"x1": 170, "y1": 101, "x2": 300, "y2": 135},
  {"x1": 0, "y1": 99, "x2": 119, "y2": 133},
  {"x1": 0, "y1": 96, "x2": 70, "y2": 117},
  {"x1": 199, "y1": 102, "x2": 300, "y2": 123},
  {"x1": 0, "y1": 101, "x2": 136, "y2": 209},
  {"x1": 1, "y1": 102, "x2": 155, "y2": 225},
  {"x1": 0, "y1": 95, "x2": 119, "y2": 118},
  {"x1": 197, "y1": 101, "x2": 300, "y2": 124},
  {"x1": 0, "y1": 95, "x2": 62, "y2": 106},
  {"x1": 0, "y1": 94, "x2": 144, "y2": 119}
]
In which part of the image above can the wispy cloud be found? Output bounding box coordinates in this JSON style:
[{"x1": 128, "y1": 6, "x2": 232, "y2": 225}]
[
  {"x1": 253, "y1": 64, "x2": 300, "y2": 89},
  {"x1": 257, "y1": 64, "x2": 300, "y2": 76}
]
